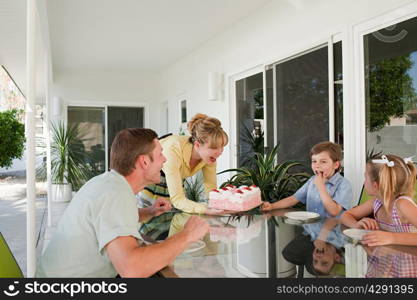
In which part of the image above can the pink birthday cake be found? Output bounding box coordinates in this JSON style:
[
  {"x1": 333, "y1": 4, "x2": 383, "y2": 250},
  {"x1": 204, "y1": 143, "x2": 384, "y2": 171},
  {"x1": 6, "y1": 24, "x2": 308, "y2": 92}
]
[{"x1": 208, "y1": 185, "x2": 262, "y2": 211}]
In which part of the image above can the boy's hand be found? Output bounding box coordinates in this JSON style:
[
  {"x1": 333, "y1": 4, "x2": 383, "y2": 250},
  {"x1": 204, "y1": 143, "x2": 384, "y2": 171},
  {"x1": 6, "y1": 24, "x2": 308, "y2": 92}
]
[
  {"x1": 313, "y1": 171, "x2": 327, "y2": 188},
  {"x1": 261, "y1": 201, "x2": 272, "y2": 211}
]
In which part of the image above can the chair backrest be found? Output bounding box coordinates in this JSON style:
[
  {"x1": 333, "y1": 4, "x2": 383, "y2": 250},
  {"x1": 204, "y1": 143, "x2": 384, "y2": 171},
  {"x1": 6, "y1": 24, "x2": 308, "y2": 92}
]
[
  {"x1": 358, "y1": 185, "x2": 373, "y2": 205},
  {"x1": 0, "y1": 232, "x2": 24, "y2": 278}
]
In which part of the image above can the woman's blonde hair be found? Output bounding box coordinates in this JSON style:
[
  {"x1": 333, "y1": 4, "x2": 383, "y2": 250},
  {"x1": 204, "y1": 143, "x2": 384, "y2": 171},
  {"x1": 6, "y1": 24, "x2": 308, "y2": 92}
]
[
  {"x1": 187, "y1": 113, "x2": 228, "y2": 148},
  {"x1": 367, "y1": 154, "x2": 416, "y2": 212}
]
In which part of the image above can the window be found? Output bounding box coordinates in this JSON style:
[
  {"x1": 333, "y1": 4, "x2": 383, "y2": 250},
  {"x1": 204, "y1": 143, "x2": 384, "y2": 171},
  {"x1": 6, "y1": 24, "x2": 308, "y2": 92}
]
[{"x1": 364, "y1": 17, "x2": 417, "y2": 158}]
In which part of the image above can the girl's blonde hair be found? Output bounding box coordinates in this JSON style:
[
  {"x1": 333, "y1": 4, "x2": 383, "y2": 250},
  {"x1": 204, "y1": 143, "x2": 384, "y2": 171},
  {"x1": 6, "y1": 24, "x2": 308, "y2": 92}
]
[
  {"x1": 187, "y1": 113, "x2": 228, "y2": 148},
  {"x1": 367, "y1": 154, "x2": 416, "y2": 212}
]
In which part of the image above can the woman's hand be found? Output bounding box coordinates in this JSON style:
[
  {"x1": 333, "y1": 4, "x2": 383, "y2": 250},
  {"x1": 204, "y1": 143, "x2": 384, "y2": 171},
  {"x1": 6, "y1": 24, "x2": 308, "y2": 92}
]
[
  {"x1": 150, "y1": 197, "x2": 172, "y2": 217},
  {"x1": 261, "y1": 201, "x2": 273, "y2": 211},
  {"x1": 357, "y1": 218, "x2": 379, "y2": 230},
  {"x1": 361, "y1": 231, "x2": 395, "y2": 247}
]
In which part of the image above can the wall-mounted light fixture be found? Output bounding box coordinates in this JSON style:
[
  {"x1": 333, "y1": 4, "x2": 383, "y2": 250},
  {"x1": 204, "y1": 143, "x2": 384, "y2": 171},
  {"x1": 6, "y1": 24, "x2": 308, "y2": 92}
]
[{"x1": 208, "y1": 72, "x2": 224, "y2": 101}]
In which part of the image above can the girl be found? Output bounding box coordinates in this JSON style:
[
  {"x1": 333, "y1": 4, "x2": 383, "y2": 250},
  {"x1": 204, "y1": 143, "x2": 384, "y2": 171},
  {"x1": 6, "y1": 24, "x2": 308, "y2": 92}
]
[
  {"x1": 138, "y1": 113, "x2": 228, "y2": 239},
  {"x1": 341, "y1": 154, "x2": 417, "y2": 246}
]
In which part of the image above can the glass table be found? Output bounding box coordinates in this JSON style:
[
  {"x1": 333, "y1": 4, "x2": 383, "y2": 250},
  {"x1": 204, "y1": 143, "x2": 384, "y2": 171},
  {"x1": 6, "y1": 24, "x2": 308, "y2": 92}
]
[{"x1": 139, "y1": 209, "x2": 417, "y2": 278}]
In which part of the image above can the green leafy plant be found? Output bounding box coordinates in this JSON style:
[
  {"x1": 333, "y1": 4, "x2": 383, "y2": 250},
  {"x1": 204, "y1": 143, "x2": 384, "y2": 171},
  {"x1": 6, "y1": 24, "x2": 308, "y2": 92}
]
[
  {"x1": 219, "y1": 144, "x2": 310, "y2": 203},
  {"x1": 184, "y1": 172, "x2": 205, "y2": 202},
  {"x1": 0, "y1": 109, "x2": 25, "y2": 169},
  {"x1": 51, "y1": 122, "x2": 91, "y2": 190}
]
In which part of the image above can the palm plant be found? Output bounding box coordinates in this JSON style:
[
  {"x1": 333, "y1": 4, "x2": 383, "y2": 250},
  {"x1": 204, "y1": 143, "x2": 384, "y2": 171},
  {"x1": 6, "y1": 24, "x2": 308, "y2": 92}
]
[
  {"x1": 219, "y1": 144, "x2": 310, "y2": 203},
  {"x1": 51, "y1": 122, "x2": 91, "y2": 191}
]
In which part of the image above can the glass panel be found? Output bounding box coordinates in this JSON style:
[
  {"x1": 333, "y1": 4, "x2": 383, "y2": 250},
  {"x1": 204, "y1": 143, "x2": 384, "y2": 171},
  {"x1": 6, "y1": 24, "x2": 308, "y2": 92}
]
[
  {"x1": 364, "y1": 17, "x2": 417, "y2": 159},
  {"x1": 235, "y1": 72, "x2": 264, "y2": 167},
  {"x1": 334, "y1": 41, "x2": 344, "y2": 147},
  {"x1": 107, "y1": 106, "x2": 144, "y2": 166},
  {"x1": 275, "y1": 46, "x2": 329, "y2": 167},
  {"x1": 67, "y1": 106, "x2": 106, "y2": 185},
  {"x1": 181, "y1": 100, "x2": 187, "y2": 123}
]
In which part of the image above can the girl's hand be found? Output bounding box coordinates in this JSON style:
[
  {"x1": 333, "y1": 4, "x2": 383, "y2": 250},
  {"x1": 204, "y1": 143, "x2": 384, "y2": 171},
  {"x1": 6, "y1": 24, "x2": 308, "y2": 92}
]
[
  {"x1": 357, "y1": 218, "x2": 379, "y2": 230},
  {"x1": 361, "y1": 231, "x2": 395, "y2": 246},
  {"x1": 261, "y1": 201, "x2": 272, "y2": 211}
]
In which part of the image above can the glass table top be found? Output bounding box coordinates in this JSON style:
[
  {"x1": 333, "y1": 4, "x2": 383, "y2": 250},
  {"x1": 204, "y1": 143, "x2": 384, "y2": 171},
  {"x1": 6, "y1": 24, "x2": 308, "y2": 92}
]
[{"x1": 138, "y1": 209, "x2": 417, "y2": 278}]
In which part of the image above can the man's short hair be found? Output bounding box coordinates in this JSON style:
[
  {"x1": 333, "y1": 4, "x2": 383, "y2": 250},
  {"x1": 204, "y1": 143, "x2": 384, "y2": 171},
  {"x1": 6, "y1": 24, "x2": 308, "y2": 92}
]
[
  {"x1": 110, "y1": 128, "x2": 158, "y2": 176},
  {"x1": 310, "y1": 141, "x2": 343, "y2": 162}
]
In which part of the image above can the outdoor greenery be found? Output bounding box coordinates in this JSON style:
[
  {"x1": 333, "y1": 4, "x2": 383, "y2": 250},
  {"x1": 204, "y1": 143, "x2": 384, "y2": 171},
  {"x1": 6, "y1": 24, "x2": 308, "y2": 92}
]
[
  {"x1": 367, "y1": 54, "x2": 417, "y2": 132},
  {"x1": 218, "y1": 144, "x2": 310, "y2": 203},
  {"x1": 239, "y1": 124, "x2": 264, "y2": 168},
  {"x1": 51, "y1": 122, "x2": 91, "y2": 190},
  {"x1": 0, "y1": 109, "x2": 25, "y2": 169}
]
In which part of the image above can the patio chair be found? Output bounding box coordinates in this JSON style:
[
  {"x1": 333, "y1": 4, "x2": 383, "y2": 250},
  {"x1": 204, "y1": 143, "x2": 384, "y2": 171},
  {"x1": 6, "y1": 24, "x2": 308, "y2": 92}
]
[{"x1": 0, "y1": 232, "x2": 24, "y2": 278}]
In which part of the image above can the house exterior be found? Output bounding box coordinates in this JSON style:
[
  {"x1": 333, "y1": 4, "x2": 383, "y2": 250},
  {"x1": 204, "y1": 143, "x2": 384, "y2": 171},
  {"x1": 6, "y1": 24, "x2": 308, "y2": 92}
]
[{"x1": 1, "y1": 0, "x2": 417, "y2": 276}]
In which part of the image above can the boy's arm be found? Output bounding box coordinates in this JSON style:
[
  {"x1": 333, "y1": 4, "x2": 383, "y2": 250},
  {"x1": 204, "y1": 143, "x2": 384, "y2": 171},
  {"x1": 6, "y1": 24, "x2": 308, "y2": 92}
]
[
  {"x1": 316, "y1": 183, "x2": 342, "y2": 216},
  {"x1": 270, "y1": 195, "x2": 299, "y2": 209}
]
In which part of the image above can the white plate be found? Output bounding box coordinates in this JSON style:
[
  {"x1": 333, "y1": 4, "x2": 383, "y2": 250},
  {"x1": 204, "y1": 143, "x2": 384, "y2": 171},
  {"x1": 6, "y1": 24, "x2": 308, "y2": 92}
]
[
  {"x1": 343, "y1": 228, "x2": 370, "y2": 240},
  {"x1": 284, "y1": 211, "x2": 320, "y2": 221},
  {"x1": 183, "y1": 240, "x2": 206, "y2": 254}
]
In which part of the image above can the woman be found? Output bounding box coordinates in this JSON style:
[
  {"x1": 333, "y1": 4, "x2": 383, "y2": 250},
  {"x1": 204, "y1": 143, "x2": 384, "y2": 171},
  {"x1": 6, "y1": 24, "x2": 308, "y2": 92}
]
[{"x1": 138, "y1": 113, "x2": 228, "y2": 239}]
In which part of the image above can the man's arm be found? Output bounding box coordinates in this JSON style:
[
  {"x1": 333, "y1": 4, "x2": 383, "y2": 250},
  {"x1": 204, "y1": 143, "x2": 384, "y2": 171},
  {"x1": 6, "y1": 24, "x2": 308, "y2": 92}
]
[{"x1": 106, "y1": 216, "x2": 209, "y2": 277}]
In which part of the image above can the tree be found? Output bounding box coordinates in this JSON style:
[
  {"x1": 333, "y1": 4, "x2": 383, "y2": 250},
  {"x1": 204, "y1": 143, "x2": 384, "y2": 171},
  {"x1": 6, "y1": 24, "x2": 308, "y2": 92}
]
[
  {"x1": 367, "y1": 54, "x2": 416, "y2": 132},
  {"x1": 0, "y1": 109, "x2": 25, "y2": 169}
]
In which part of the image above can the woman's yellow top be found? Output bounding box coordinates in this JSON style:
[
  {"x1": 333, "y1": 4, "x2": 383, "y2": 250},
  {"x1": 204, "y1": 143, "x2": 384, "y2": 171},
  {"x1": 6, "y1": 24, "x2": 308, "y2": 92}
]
[{"x1": 160, "y1": 135, "x2": 217, "y2": 214}]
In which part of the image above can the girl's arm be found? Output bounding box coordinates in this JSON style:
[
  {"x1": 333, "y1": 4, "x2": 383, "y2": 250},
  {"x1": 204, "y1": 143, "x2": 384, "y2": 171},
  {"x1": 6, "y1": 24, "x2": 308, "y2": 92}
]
[{"x1": 341, "y1": 198, "x2": 375, "y2": 228}]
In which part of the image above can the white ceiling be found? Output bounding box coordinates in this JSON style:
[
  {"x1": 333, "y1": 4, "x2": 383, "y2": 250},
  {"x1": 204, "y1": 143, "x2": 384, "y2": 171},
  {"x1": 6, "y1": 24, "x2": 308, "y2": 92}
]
[
  {"x1": 47, "y1": 0, "x2": 271, "y2": 73},
  {"x1": 0, "y1": 0, "x2": 270, "y2": 99}
]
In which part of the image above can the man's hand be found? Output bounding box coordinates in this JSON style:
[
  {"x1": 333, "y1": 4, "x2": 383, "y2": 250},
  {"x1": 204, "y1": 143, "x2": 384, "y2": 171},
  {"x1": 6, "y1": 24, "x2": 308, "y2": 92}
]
[
  {"x1": 181, "y1": 216, "x2": 210, "y2": 243},
  {"x1": 357, "y1": 217, "x2": 379, "y2": 230},
  {"x1": 150, "y1": 197, "x2": 172, "y2": 217}
]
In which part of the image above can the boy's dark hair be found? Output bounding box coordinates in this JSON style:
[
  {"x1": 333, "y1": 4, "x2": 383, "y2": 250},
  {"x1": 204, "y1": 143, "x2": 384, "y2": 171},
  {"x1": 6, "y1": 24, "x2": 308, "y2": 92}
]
[{"x1": 310, "y1": 141, "x2": 343, "y2": 163}]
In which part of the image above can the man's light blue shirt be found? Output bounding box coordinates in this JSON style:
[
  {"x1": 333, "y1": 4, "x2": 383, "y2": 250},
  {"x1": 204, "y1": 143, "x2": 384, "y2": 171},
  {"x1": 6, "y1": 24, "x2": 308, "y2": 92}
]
[{"x1": 294, "y1": 172, "x2": 353, "y2": 217}]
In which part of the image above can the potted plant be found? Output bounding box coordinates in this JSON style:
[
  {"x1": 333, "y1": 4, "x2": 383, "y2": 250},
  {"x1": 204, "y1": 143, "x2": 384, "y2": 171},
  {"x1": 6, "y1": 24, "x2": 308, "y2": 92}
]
[
  {"x1": 51, "y1": 122, "x2": 90, "y2": 202},
  {"x1": 218, "y1": 144, "x2": 310, "y2": 277},
  {"x1": 219, "y1": 144, "x2": 310, "y2": 203}
]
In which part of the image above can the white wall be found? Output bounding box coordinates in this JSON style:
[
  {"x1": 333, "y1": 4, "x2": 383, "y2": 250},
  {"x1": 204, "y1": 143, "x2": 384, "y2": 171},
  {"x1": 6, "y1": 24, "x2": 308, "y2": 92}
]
[
  {"x1": 155, "y1": 0, "x2": 415, "y2": 191},
  {"x1": 51, "y1": 70, "x2": 159, "y2": 130}
]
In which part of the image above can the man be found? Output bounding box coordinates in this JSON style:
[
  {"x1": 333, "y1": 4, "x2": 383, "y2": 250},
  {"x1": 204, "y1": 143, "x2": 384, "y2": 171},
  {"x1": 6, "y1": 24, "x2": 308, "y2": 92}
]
[{"x1": 37, "y1": 128, "x2": 209, "y2": 277}]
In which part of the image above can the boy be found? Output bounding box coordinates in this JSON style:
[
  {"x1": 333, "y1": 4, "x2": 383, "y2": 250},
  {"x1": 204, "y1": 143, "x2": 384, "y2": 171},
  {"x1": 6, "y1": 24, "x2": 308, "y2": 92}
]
[{"x1": 262, "y1": 141, "x2": 353, "y2": 217}]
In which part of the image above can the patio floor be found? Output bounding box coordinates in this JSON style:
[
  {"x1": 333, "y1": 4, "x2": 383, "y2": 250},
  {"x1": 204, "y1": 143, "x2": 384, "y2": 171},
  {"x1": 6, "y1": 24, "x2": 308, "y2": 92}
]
[{"x1": 0, "y1": 175, "x2": 68, "y2": 277}]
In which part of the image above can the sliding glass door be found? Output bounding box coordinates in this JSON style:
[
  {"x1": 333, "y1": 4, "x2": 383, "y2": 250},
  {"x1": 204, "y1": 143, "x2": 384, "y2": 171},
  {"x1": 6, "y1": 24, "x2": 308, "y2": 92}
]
[
  {"x1": 364, "y1": 16, "x2": 417, "y2": 158},
  {"x1": 235, "y1": 40, "x2": 343, "y2": 170},
  {"x1": 107, "y1": 106, "x2": 144, "y2": 166},
  {"x1": 68, "y1": 105, "x2": 144, "y2": 186},
  {"x1": 67, "y1": 106, "x2": 106, "y2": 185}
]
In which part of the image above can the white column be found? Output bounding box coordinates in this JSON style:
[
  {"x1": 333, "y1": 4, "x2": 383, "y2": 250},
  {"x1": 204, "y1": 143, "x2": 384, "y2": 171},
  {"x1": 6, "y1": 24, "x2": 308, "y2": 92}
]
[
  {"x1": 26, "y1": 0, "x2": 37, "y2": 278},
  {"x1": 45, "y1": 54, "x2": 52, "y2": 227}
]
